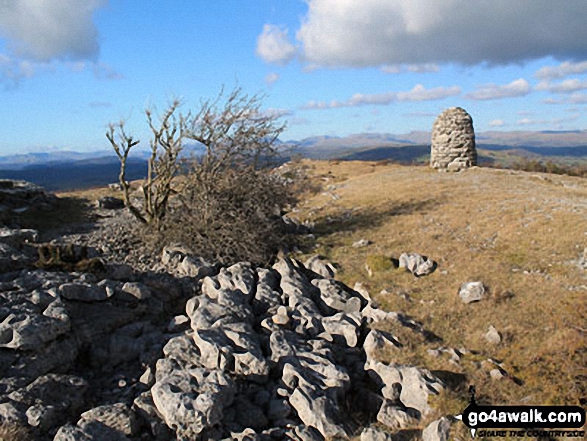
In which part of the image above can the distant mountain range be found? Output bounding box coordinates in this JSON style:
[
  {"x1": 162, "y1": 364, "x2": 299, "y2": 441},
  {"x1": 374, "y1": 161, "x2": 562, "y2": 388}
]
[{"x1": 0, "y1": 130, "x2": 586, "y2": 191}]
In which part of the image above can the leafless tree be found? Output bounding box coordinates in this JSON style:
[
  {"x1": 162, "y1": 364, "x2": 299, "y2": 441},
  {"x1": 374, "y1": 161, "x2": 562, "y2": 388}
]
[
  {"x1": 106, "y1": 99, "x2": 186, "y2": 225},
  {"x1": 107, "y1": 87, "x2": 296, "y2": 264}
]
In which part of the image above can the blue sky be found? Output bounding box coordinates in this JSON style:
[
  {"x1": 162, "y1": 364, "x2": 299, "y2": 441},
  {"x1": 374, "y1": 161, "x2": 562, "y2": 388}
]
[{"x1": 1, "y1": 0, "x2": 587, "y2": 155}]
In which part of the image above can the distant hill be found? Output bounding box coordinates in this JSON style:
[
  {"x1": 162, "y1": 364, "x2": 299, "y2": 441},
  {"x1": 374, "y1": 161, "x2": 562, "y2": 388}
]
[
  {"x1": 0, "y1": 157, "x2": 148, "y2": 192},
  {"x1": 1, "y1": 129, "x2": 586, "y2": 191}
]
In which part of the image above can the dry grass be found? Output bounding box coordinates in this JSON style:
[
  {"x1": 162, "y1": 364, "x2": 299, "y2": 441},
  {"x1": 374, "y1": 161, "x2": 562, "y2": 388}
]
[
  {"x1": 0, "y1": 421, "x2": 29, "y2": 441},
  {"x1": 295, "y1": 160, "x2": 587, "y2": 416}
]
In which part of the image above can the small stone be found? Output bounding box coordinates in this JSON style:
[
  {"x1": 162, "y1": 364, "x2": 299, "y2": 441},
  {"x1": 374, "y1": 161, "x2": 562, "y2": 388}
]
[
  {"x1": 121, "y1": 282, "x2": 151, "y2": 300},
  {"x1": 139, "y1": 367, "x2": 154, "y2": 387},
  {"x1": 490, "y1": 369, "x2": 504, "y2": 380},
  {"x1": 97, "y1": 196, "x2": 125, "y2": 209},
  {"x1": 166, "y1": 315, "x2": 189, "y2": 332},
  {"x1": 485, "y1": 325, "x2": 501, "y2": 344},
  {"x1": 353, "y1": 239, "x2": 371, "y2": 248}
]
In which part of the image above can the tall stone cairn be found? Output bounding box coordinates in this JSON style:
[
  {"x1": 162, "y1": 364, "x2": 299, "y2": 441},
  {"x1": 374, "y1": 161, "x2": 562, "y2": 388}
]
[{"x1": 430, "y1": 107, "x2": 476, "y2": 171}]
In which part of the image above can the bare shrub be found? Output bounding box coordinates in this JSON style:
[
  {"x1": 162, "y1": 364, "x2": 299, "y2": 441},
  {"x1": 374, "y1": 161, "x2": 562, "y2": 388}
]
[
  {"x1": 106, "y1": 99, "x2": 186, "y2": 225},
  {"x1": 109, "y1": 86, "x2": 300, "y2": 265},
  {"x1": 159, "y1": 166, "x2": 296, "y2": 265}
]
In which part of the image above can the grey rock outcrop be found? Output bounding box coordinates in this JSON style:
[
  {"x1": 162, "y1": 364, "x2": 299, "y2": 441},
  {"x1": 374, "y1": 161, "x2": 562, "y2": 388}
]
[
  {"x1": 0, "y1": 186, "x2": 460, "y2": 441},
  {"x1": 430, "y1": 107, "x2": 476, "y2": 171}
]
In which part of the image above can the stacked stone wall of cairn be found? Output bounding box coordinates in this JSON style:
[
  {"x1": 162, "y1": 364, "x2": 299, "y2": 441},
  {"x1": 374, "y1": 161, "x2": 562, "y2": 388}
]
[{"x1": 430, "y1": 107, "x2": 476, "y2": 171}]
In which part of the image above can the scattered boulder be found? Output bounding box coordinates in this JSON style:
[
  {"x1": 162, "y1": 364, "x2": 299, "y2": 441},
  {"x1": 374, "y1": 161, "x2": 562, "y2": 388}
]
[
  {"x1": 353, "y1": 239, "x2": 372, "y2": 248},
  {"x1": 399, "y1": 252, "x2": 437, "y2": 277},
  {"x1": 96, "y1": 196, "x2": 125, "y2": 209},
  {"x1": 485, "y1": 325, "x2": 501, "y2": 344},
  {"x1": 121, "y1": 281, "x2": 152, "y2": 300},
  {"x1": 459, "y1": 282, "x2": 486, "y2": 303}
]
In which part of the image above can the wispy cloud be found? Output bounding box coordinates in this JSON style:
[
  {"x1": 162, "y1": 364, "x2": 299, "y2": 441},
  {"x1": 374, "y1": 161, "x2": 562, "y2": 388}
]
[
  {"x1": 256, "y1": 24, "x2": 297, "y2": 65},
  {"x1": 262, "y1": 108, "x2": 293, "y2": 119},
  {"x1": 465, "y1": 78, "x2": 530, "y2": 100},
  {"x1": 92, "y1": 62, "x2": 124, "y2": 80},
  {"x1": 542, "y1": 97, "x2": 564, "y2": 105},
  {"x1": 569, "y1": 93, "x2": 587, "y2": 104},
  {"x1": 301, "y1": 84, "x2": 460, "y2": 109},
  {"x1": 489, "y1": 119, "x2": 505, "y2": 127},
  {"x1": 397, "y1": 84, "x2": 460, "y2": 102},
  {"x1": 536, "y1": 78, "x2": 587, "y2": 94},
  {"x1": 265, "y1": 72, "x2": 280, "y2": 85},
  {"x1": 535, "y1": 61, "x2": 587, "y2": 80},
  {"x1": 517, "y1": 114, "x2": 579, "y2": 126},
  {"x1": 0, "y1": 53, "x2": 43, "y2": 88},
  {"x1": 381, "y1": 64, "x2": 439, "y2": 74}
]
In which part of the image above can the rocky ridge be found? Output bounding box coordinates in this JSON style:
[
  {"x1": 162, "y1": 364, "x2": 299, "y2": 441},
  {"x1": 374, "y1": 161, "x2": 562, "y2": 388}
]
[{"x1": 0, "y1": 181, "x2": 457, "y2": 441}]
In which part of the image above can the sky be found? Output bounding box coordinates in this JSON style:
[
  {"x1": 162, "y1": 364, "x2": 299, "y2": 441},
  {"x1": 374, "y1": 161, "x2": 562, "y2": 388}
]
[{"x1": 1, "y1": 0, "x2": 587, "y2": 155}]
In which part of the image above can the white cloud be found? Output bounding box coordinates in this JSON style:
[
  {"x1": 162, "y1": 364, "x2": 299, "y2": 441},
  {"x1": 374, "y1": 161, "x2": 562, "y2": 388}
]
[
  {"x1": 397, "y1": 84, "x2": 460, "y2": 102},
  {"x1": 265, "y1": 72, "x2": 280, "y2": 85},
  {"x1": 301, "y1": 84, "x2": 460, "y2": 109},
  {"x1": 0, "y1": 0, "x2": 105, "y2": 62},
  {"x1": 0, "y1": 53, "x2": 41, "y2": 87},
  {"x1": 536, "y1": 78, "x2": 587, "y2": 94},
  {"x1": 262, "y1": 108, "x2": 293, "y2": 119},
  {"x1": 569, "y1": 93, "x2": 587, "y2": 104},
  {"x1": 291, "y1": 0, "x2": 587, "y2": 68},
  {"x1": 381, "y1": 63, "x2": 439, "y2": 74},
  {"x1": 517, "y1": 115, "x2": 579, "y2": 126},
  {"x1": 535, "y1": 61, "x2": 587, "y2": 80},
  {"x1": 489, "y1": 119, "x2": 505, "y2": 127},
  {"x1": 256, "y1": 24, "x2": 297, "y2": 65},
  {"x1": 542, "y1": 97, "x2": 564, "y2": 105},
  {"x1": 465, "y1": 79, "x2": 531, "y2": 100},
  {"x1": 92, "y1": 62, "x2": 123, "y2": 80}
]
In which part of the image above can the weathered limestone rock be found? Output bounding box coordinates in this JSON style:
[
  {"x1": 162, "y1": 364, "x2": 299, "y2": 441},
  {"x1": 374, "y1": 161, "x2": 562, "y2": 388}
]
[
  {"x1": 431, "y1": 107, "x2": 476, "y2": 171},
  {"x1": 422, "y1": 416, "x2": 452, "y2": 441},
  {"x1": 79, "y1": 403, "x2": 140, "y2": 437},
  {"x1": 399, "y1": 252, "x2": 437, "y2": 277},
  {"x1": 459, "y1": 281, "x2": 486, "y2": 303},
  {"x1": 361, "y1": 427, "x2": 395, "y2": 441},
  {"x1": 485, "y1": 325, "x2": 501, "y2": 344}
]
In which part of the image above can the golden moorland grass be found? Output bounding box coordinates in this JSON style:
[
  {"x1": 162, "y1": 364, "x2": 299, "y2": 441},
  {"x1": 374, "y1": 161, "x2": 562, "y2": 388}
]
[{"x1": 294, "y1": 160, "x2": 587, "y2": 416}]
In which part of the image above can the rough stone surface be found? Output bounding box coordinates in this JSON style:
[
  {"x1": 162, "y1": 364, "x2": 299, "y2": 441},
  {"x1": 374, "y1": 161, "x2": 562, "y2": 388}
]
[
  {"x1": 459, "y1": 281, "x2": 486, "y2": 303},
  {"x1": 361, "y1": 427, "x2": 395, "y2": 441},
  {"x1": 0, "y1": 183, "x2": 466, "y2": 441},
  {"x1": 485, "y1": 325, "x2": 501, "y2": 344},
  {"x1": 399, "y1": 252, "x2": 437, "y2": 277},
  {"x1": 431, "y1": 107, "x2": 476, "y2": 171},
  {"x1": 422, "y1": 416, "x2": 452, "y2": 441}
]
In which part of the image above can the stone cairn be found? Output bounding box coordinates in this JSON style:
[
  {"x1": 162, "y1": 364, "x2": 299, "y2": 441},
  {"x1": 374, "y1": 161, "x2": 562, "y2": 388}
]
[{"x1": 430, "y1": 107, "x2": 476, "y2": 171}]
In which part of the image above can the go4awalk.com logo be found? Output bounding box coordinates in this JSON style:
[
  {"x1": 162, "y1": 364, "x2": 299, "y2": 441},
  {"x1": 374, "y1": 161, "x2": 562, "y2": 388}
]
[{"x1": 455, "y1": 387, "x2": 586, "y2": 438}]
